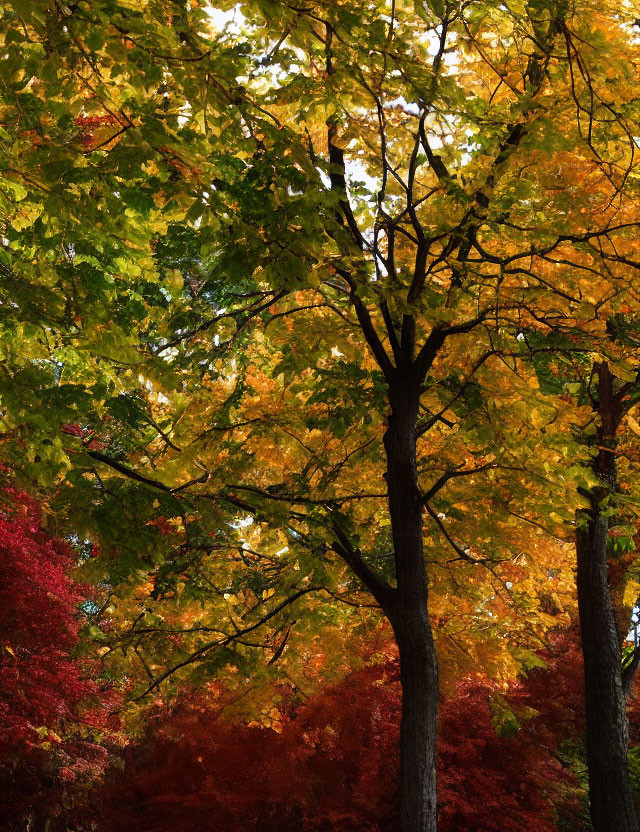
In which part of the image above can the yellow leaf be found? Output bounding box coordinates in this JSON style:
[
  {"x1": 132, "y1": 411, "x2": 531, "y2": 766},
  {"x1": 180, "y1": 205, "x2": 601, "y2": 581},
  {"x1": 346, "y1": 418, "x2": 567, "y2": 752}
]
[{"x1": 624, "y1": 580, "x2": 640, "y2": 608}]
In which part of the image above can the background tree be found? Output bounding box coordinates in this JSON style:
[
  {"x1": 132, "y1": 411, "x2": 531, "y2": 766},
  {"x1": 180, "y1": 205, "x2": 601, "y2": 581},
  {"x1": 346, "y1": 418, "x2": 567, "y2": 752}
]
[{"x1": 0, "y1": 479, "x2": 115, "y2": 831}]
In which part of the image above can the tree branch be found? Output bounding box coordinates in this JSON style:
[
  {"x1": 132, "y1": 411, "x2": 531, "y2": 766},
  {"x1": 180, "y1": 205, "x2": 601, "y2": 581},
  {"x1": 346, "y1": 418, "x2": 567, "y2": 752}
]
[
  {"x1": 132, "y1": 586, "x2": 321, "y2": 700},
  {"x1": 330, "y1": 520, "x2": 395, "y2": 610}
]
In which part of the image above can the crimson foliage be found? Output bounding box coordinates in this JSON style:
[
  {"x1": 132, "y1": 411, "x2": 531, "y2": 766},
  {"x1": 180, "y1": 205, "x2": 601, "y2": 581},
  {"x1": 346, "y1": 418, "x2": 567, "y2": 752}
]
[
  {"x1": 96, "y1": 644, "x2": 583, "y2": 832},
  {"x1": 0, "y1": 486, "x2": 110, "y2": 828}
]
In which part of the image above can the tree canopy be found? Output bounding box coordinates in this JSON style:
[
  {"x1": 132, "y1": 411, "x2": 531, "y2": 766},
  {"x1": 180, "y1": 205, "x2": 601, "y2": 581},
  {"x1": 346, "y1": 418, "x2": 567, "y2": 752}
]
[{"x1": 4, "y1": 1, "x2": 640, "y2": 830}]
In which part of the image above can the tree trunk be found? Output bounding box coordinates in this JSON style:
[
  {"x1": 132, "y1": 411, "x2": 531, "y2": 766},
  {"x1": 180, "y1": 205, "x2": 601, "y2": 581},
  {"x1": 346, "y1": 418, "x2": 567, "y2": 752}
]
[
  {"x1": 577, "y1": 362, "x2": 639, "y2": 832},
  {"x1": 394, "y1": 608, "x2": 439, "y2": 832},
  {"x1": 384, "y1": 377, "x2": 439, "y2": 832},
  {"x1": 28, "y1": 816, "x2": 51, "y2": 832}
]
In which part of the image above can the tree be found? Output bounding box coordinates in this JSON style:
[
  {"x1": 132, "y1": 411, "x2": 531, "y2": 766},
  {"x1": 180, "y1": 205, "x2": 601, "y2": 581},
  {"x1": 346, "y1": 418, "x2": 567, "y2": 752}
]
[
  {"x1": 0, "y1": 479, "x2": 114, "y2": 830},
  {"x1": 573, "y1": 363, "x2": 638, "y2": 830},
  {"x1": 3, "y1": 2, "x2": 640, "y2": 830},
  {"x1": 505, "y1": 307, "x2": 640, "y2": 828}
]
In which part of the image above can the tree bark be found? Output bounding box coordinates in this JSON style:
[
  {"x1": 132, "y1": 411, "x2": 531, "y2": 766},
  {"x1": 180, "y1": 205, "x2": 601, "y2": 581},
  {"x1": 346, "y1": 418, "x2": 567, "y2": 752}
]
[
  {"x1": 393, "y1": 607, "x2": 439, "y2": 832},
  {"x1": 384, "y1": 376, "x2": 439, "y2": 832},
  {"x1": 577, "y1": 362, "x2": 639, "y2": 832}
]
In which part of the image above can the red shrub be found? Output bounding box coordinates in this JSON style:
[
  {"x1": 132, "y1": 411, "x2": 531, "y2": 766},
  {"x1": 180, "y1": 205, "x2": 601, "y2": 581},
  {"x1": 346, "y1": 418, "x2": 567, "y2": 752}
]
[
  {"x1": 0, "y1": 487, "x2": 114, "y2": 826},
  {"x1": 96, "y1": 650, "x2": 582, "y2": 832}
]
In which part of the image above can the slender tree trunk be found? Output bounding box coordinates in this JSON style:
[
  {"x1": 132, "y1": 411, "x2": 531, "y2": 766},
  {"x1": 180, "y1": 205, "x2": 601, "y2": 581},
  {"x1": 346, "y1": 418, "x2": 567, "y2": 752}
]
[
  {"x1": 384, "y1": 377, "x2": 439, "y2": 832},
  {"x1": 577, "y1": 362, "x2": 638, "y2": 832}
]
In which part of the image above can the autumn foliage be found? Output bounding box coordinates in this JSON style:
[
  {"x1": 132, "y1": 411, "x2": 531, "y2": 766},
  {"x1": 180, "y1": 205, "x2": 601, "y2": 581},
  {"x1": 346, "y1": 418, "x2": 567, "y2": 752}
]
[
  {"x1": 6, "y1": 1, "x2": 640, "y2": 830},
  {"x1": 0, "y1": 483, "x2": 598, "y2": 832},
  {"x1": 94, "y1": 637, "x2": 585, "y2": 832},
  {"x1": 0, "y1": 486, "x2": 113, "y2": 827}
]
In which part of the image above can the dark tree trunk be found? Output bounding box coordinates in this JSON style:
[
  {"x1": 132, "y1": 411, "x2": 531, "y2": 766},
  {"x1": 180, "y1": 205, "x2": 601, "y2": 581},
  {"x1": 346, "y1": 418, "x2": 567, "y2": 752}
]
[
  {"x1": 28, "y1": 816, "x2": 51, "y2": 832},
  {"x1": 394, "y1": 608, "x2": 439, "y2": 832},
  {"x1": 384, "y1": 377, "x2": 439, "y2": 832},
  {"x1": 577, "y1": 362, "x2": 638, "y2": 832}
]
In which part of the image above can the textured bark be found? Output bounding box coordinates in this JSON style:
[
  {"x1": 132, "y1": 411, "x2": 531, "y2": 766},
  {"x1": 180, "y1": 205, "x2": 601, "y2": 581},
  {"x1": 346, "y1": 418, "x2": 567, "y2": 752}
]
[
  {"x1": 577, "y1": 363, "x2": 639, "y2": 832},
  {"x1": 384, "y1": 377, "x2": 438, "y2": 832},
  {"x1": 394, "y1": 609, "x2": 439, "y2": 832}
]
